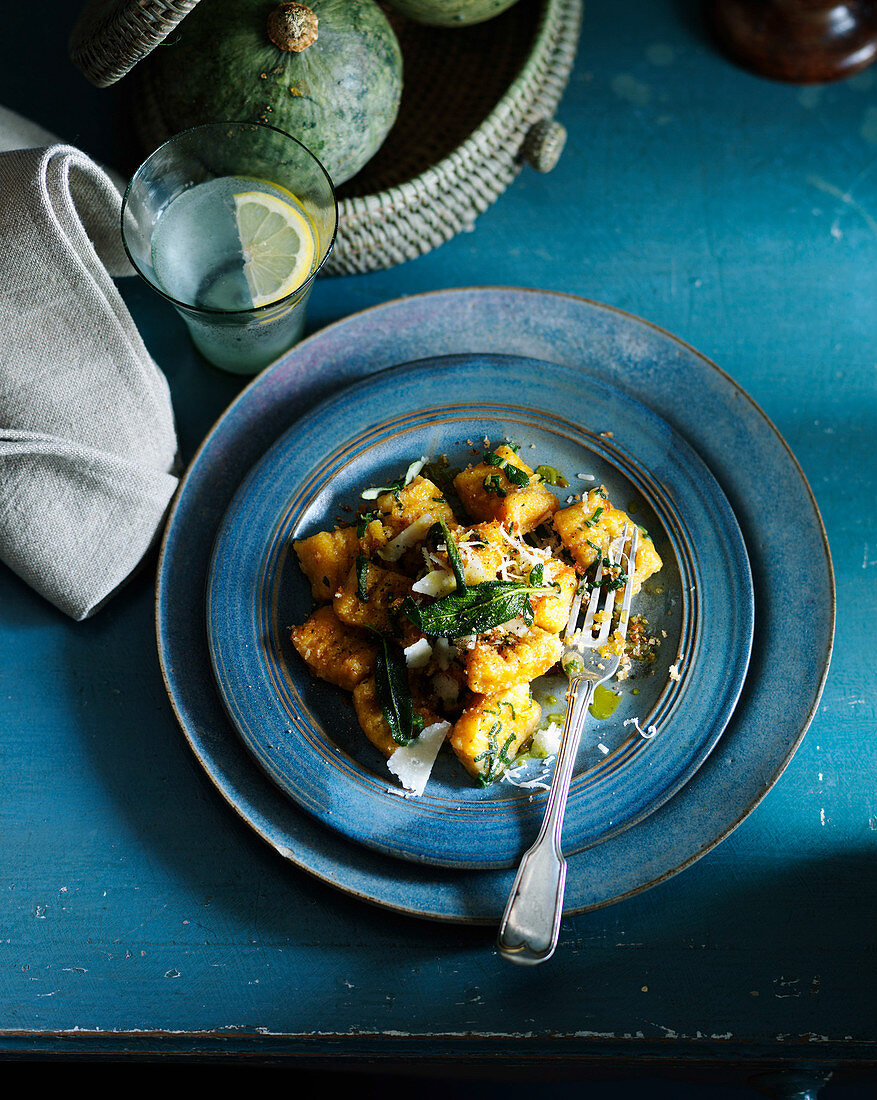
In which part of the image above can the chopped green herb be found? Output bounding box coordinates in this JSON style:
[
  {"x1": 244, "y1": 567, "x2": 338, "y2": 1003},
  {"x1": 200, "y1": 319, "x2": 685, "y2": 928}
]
[
  {"x1": 481, "y1": 449, "x2": 529, "y2": 488},
  {"x1": 586, "y1": 506, "x2": 605, "y2": 527},
  {"x1": 583, "y1": 565, "x2": 629, "y2": 593},
  {"x1": 474, "y1": 721, "x2": 517, "y2": 785},
  {"x1": 361, "y1": 476, "x2": 404, "y2": 501},
  {"x1": 503, "y1": 462, "x2": 530, "y2": 487},
  {"x1": 483, "y1": 474, "x2": 507, "y2": 498},
  {"x1": 423, "y1": 461, "x2": 461, "y2": 499},
  {"x1": 356, "y1": 510, "x2": 376, "y2": 537}
]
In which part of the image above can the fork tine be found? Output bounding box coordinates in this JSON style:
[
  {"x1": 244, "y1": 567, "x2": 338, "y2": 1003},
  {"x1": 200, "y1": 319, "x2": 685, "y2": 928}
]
[
  {"x1": 583, "y1": 527, "x2": 622, "y2": 627},
  {"x1": 580, "y1": 554, "x2": 606, "y2": 635},
  {"x1": 577, "y1": 522, "x2": 638, "y2": 647},
  {"x1": 616, "y1": 523, "x2": 640, "y2": 635},
  {"x1": 590, "y1": 590, "x2": 616, "y2": 644},
  {"x1": 564, "y1": 585, "x2": 582, "y2": 637}
]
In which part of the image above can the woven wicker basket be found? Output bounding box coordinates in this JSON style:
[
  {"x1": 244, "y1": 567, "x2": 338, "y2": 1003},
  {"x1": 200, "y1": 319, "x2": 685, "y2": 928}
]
[{"x1": 69, "y1": 0, "x2": 582, "y2": 274}]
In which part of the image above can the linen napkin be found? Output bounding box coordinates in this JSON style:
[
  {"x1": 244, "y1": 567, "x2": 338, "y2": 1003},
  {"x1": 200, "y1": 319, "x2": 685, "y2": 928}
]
[{"x1": 0, "y1": 112, "x2": 180, "y2": 620}]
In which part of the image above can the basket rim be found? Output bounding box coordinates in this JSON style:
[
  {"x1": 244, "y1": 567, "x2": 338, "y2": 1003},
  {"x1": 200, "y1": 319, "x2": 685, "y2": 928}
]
[
  {"x1": 336, "y1": 0, "x2": 582, "y2": 215},
  {"x1": 69, "y1": 0, "x2": 201, "y2": 88}
]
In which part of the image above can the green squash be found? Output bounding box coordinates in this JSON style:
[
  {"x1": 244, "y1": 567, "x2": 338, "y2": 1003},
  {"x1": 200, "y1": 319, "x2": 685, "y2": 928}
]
[
  {"x1": 136, "y1": 0, "x2": 403, "y2": 185},
  {"x1": 383, "y1": 0, "x2": 521, "y2": 27}
]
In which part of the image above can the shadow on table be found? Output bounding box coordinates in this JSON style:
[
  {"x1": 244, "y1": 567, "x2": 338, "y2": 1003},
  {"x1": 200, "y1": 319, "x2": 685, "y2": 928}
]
[{"x1": 12, "y1": 1062, "x2": 877, "y2": 1098}]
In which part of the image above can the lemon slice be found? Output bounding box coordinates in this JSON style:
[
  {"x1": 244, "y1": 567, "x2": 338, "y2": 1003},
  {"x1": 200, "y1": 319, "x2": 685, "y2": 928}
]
[{"x1": 233, "y1": 190, "x2": 316, "y2": 308}]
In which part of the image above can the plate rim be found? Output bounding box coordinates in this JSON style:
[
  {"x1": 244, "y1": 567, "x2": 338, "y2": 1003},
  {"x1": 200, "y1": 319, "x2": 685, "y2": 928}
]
[
  {"x1": 204, "y1": 352, "x2": 754, "y2": 869},
  {"x1": 155, "y1": 286, "x2": 835, "y2": 923}
]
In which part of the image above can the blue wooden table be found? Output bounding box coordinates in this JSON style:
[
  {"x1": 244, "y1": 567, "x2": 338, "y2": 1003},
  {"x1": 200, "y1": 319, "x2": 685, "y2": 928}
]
[{"x1": 1, "y1": 2, "x2": 874, "y2": 1095}]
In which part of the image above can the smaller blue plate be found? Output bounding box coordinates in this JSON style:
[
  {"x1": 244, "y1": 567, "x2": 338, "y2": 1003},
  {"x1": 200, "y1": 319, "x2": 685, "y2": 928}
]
[{"x1": 206, "y1": 353, "x2": 753, "y2": 869}]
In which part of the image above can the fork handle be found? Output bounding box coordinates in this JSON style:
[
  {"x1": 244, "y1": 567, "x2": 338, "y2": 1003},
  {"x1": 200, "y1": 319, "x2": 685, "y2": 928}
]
[{"x1": 497, "y1": 677, "x2": 596, "y2": 965}]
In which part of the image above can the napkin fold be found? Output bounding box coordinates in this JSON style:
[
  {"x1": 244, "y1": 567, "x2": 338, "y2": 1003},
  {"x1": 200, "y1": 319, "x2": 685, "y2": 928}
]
[{"x1": 0, "y1": 129, "x2": 180, "y2": 620}]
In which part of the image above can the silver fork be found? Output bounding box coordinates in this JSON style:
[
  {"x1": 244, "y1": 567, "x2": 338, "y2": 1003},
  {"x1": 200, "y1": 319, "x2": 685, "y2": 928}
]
[{"x1": 497, "y1": 522, "x2": 640, "y2": 965}]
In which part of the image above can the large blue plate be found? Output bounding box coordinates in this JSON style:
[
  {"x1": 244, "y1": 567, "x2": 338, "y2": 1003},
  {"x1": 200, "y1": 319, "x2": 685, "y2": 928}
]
[
  {"x1": 205, "y1": 354, "x2": 752, "y2": 869},
  {"x1": 156, "y1": 288, "x2": 833, "y2": 920}
]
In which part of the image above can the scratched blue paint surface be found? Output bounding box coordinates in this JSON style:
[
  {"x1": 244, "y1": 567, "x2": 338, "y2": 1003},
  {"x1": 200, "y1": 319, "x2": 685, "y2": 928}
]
[{"x1": 0, "y1": 0, "x2": 874, "y2": 1082}]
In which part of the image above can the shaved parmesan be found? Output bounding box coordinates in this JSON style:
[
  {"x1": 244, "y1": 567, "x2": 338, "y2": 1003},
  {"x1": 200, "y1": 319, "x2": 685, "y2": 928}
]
[
  {"x1": 387, "y1": 720, "x2": 451, "y2": 796},
  {"x1": 431, "y1": 671, "x2": 460, "y2": 706},
  {"x1": 378, "y1": 512, "x2": 436, "y2": 562},
  {"x1": 460, "y1": 553, "x2": 493, "y2": 585},
  {"x1": 361, "y1": 456, "x2": 428, "y2": 500},
  {"x1": 412, "y1": 568, "x2": 456, "y2": 597},
  {"x1": 433, "y1": 637, "x2": 457, "y2": 670},
  {"x1": 403, "y1": 637, "x2": 433, "y2": 669},
  {"x1": 496, "y1": 524, "x2": 551, "y2": 568}
]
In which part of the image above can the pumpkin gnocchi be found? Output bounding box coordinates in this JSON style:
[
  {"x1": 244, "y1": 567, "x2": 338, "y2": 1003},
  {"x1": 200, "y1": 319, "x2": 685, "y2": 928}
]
[{"x1": 290, "y1": 444, "x2": 663, "y2": 792}]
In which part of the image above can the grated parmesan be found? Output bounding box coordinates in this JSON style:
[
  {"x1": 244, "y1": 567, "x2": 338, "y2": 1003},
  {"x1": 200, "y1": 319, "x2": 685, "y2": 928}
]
[
  {"x1": 503, "y1": 764, "x2": 553, "y2": 791},
  {"x1": 530, "y1": 724, "x2": 561, "y2": 758},
  {"x1": 623, "y1": 716, "x2": 658, "y2": 739}
]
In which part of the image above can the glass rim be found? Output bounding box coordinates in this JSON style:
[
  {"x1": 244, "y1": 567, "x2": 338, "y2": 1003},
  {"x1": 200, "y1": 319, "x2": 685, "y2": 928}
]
[{"x1": 120, "y1": 120, "x2": 339, "y2": 318}]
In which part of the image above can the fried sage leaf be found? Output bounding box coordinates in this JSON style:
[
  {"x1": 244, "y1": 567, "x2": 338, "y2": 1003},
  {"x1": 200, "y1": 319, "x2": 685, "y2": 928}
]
[
  {"x1": 402, "y1": 579, "x2": 544, "y2": 639},
  {"x1": 438, "y1": 518, "x2": 467, "y2": 593},
  {"x1": 374, "y1": 634, "x2": 422, "y2": 746}
]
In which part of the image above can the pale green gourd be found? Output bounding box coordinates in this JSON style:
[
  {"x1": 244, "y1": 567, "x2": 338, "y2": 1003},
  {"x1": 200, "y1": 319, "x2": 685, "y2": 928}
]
[
  {"x1": 136, "y1": 0, "x2": 403, "y2": 185},
  {"x1": 384, "y1": 0, "x2": 521, "y2": 27}
]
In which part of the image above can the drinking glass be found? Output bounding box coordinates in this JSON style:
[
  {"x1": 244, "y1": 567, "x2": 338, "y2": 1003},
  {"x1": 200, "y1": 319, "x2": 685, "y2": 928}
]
[{"x1": 121, "y1": 121, "x2": 337, "y2": 375}]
